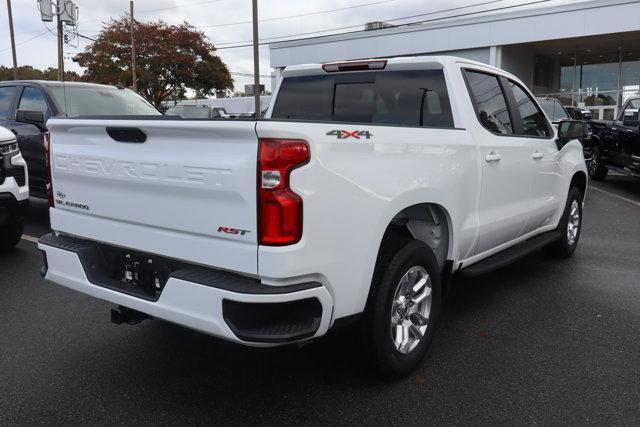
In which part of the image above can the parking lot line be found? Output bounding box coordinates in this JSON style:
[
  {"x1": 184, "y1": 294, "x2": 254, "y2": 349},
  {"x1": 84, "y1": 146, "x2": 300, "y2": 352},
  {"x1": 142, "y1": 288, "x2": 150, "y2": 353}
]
[
  {"x1": 589, "y1": 186, "x2": 640, "y2": 207},
  {"x1": 20, "y1": 234, "x2": 40, "y2": 243}
]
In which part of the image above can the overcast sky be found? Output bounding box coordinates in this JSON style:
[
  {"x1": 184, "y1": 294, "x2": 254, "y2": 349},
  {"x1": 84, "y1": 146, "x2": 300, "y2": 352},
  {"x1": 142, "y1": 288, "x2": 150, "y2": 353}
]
[{"x1": 1, "y1": 0, "x2": 585, "y2": 92}]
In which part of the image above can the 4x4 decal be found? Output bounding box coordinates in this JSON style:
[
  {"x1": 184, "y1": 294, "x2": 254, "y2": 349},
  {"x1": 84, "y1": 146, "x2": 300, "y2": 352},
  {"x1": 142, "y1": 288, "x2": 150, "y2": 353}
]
[{"x1": 326, "y1": 130, "x2": 373, "y2": 140}]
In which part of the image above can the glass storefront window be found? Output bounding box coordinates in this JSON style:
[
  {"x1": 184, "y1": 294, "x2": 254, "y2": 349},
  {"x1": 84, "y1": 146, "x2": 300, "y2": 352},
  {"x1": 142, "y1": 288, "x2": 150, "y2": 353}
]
[{"x1": 533, "y1": 45, "x2": 640, "y2": 119}]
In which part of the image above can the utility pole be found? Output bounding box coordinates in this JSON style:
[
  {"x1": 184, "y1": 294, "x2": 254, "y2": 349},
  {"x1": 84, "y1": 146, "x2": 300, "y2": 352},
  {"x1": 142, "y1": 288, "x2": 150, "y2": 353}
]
[
  {"x1": 56, "y1": 1, "x2": 64, "y2": 81},
  {"x1": 251, "y1": 0, "x2": 260, "y2": 119},
  {"x1": 6, "y1": 0, "x2": 19, "y2": 79},
  {"x1": 130, "y1": 0, "x2": 137, "y2": 92}
]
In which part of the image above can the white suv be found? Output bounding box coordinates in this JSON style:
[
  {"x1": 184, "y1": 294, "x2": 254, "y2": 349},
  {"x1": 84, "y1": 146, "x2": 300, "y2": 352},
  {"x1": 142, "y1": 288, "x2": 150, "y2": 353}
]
[
  {"x1": 39, "y1": 56, "x2": 588, "y2": 378},
  {"x1": 0, "y1": 126, "x2": 29, "y2": 250}
]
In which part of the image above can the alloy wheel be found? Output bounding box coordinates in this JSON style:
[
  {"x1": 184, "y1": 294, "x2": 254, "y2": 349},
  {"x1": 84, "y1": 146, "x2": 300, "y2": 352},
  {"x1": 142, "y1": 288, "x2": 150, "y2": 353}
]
[{"x1": 390, "y1": 266, "x2": 432, "y2": 354}]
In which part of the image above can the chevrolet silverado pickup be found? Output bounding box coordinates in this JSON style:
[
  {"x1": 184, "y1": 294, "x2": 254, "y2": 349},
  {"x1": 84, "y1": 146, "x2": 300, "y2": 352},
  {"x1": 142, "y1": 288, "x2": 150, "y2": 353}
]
[
  {"x1": 0, "y1": 125, "x2": 28, "y2": 250},
  {"x1": 38, "y1": 56, "x2": 589, "y2": 378}
]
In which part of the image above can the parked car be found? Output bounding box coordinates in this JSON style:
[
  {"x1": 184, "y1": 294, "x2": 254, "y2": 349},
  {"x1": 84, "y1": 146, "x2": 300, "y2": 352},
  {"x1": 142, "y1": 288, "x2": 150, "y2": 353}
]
[
  {"x1": 565, "y1": 106, "x2": 592, "y2": 121},
  {"x1": 38, "y1": 56, "x2": 588, "y2": 379},
  {"x1": 588, "y1": 96, "x2": 640, "y2": 180},
  {"x1": 0, "y1": 126, "x2": 28, "y2": 250},
  {"x1": 165, "y1": 104, "x2": 228, "y2": 119},
  {"x1": 0, "y1": 80, "x2": 161, "y2": 199},
  {"x1": 538, "y1": 96, "x2": 594, "y2": 161}
]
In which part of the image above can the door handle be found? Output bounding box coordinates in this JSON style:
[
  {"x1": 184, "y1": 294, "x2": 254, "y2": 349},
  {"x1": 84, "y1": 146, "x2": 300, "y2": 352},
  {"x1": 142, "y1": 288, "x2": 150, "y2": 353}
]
[
  {"x1": 532, "y1": 151, "x2": 544, "y2": 160},
  {"x1": 485, "y1": 152, "x2": 502, "y2": 162}
]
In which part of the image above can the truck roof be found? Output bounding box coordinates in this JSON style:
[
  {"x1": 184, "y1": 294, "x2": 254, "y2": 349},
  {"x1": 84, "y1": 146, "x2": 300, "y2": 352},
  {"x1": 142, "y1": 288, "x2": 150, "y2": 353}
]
[
  {"x1": 0, "y1": 80, "x2": 126, "y2": 91},
  {"x1": 282, "y1": 55, "x2": 512, "y2": 79}
]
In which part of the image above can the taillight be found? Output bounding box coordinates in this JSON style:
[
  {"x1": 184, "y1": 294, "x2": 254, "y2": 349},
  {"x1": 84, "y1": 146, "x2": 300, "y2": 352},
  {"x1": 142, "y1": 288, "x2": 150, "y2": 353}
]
[
  {"x1": 257, "y1": 138, "x2": 309, "y2": 246},
  {"x1": 44, "y1": 132, "x2": 54, "y2": 208}
]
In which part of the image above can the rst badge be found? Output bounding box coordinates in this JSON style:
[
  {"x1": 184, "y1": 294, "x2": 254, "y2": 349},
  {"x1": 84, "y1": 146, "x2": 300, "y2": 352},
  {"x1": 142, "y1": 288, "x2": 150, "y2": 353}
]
[
  {"x1": 217, "y1": 226, "x2": 250, "y2": 236},
  {"x1": 326, "y1": 130, "x2": 373, "y2": 140}
]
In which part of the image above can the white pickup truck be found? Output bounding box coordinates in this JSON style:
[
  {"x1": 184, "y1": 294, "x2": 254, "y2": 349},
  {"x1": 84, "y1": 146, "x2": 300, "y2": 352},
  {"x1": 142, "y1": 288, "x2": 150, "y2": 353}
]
[{"x1": 38, "y1": 56, "x2": 588, "y2": 378}]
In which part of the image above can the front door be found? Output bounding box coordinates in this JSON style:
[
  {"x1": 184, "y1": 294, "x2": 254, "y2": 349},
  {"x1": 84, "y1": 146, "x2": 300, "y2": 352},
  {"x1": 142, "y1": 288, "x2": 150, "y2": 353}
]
[{"x1": 13, "y1": 86, "x2": 50, "y2": 198}]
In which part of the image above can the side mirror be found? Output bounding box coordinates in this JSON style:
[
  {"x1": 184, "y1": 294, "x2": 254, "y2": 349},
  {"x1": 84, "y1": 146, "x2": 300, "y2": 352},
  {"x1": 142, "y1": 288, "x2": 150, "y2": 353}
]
[
  {"x1": 15, "y1": 110, "x2": 46, "y2": 131},
  {"x1": 556, "y1": 120, "x2": 589, "y2": 150},
  {"x1": 622, "y1": 110, "x2": 639, "y2": 127}
]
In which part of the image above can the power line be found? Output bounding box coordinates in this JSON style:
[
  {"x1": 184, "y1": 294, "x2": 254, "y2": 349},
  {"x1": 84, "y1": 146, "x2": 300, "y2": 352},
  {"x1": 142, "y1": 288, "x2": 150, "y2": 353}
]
[
  {"x1": 76, "y1": 0, "x2": 401, "y2": 34},
  {"x1": 79, "y1": 0, "x2": 223, "y2": 25},
  {"x1": 0, "y1": 30, "x2": 49, "y2": 53},
  {"x1": 195, "y1": 0, "x2": 398, "y2": 29},
  {"x1": 214, "y1": 0, "x2": 551, "y2": 50}
]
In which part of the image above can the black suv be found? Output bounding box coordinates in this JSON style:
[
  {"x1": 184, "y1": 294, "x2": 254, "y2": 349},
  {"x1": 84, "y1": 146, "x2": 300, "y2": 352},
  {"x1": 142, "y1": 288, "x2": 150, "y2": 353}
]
[
  {"x1": 0, "y1": 80, "x2": 161, "y2": 198},
  {"x1": 589, "y1": 96, "x2": 640, "y2": 181}
]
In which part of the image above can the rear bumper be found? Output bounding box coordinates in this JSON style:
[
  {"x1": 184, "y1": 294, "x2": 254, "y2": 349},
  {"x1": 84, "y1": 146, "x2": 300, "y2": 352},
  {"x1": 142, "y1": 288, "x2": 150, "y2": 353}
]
[{"x1": 38, "y1": 233, "x2": 333, "y2": 346}]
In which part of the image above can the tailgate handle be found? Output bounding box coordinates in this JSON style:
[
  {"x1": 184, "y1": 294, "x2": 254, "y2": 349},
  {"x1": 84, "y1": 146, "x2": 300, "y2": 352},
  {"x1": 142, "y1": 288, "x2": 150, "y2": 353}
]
[{"x1": 106, "y1": 127, "x2": 147, "y2": 143}]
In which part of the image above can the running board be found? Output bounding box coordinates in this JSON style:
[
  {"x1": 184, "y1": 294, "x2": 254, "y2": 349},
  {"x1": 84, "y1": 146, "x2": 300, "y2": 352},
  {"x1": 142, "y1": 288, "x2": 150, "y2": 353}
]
[{"x1": 461, "y1": 231, "x2": 562, "y2": 277}]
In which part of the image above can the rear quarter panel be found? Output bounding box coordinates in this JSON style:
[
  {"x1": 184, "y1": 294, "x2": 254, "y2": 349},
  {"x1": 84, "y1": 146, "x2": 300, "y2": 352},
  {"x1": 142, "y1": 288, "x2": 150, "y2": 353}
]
[{"x1": 256, "y1": 120, "x2": 480, "y2": 318}]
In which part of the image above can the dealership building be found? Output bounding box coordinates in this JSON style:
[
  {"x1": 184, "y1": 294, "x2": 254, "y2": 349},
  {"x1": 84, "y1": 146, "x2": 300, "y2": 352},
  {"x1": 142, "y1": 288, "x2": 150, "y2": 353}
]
[{"x1": 269, "y1": 0, "x2": 640, "y2": 120}]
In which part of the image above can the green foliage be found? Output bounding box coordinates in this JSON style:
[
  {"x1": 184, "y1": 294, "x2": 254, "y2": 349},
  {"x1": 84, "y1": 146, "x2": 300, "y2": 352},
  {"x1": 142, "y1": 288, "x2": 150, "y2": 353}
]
[
  {"x1": 0, "y1": 65, "x2": 80, "y2": 81},
  {"x1": 75, "y1": 18, "x2": 234, "y2": 107}
]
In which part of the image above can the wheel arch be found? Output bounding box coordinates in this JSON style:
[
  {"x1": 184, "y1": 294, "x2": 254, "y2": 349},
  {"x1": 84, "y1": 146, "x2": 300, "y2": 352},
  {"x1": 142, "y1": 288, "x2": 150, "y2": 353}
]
[
  {"x1": 374, "y1": 202, "x2": 454, "y2": 275},
  {"x1": 570, "y1": 170, "x2": 587, "y2": 201}
]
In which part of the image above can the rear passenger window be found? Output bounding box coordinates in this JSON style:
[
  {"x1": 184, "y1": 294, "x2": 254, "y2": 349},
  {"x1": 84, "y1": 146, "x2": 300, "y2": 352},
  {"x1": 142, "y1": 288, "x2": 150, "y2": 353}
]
[
  {"x1": 508, "y1": 81, "x2": 551, "y2": 137},
  {"x1": 0, "y1": 86, "x2": 17, "y2": 120},
  {"x1": 272, "y1": 69, "x2": 454, "y2": 128},
  {"x1": 464, "y1": 70, "x2": 512, "y2": 135},
  {"x1": 333, "y1": 82, "x2": 374, "y2": 123}
]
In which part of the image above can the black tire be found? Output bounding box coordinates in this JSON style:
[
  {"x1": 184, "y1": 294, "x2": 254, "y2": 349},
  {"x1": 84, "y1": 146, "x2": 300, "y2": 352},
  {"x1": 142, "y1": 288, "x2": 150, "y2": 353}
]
[
  {"x1": 545, "y1": 187, "x2": 583, "y2": 259},
  {"x1": 0, "y1": 220, "x2": 23, "y2": 251},
  {"x1": 588, "y1": 145, "x2": 608, "y2": 181},
  {"x1": 365, "y1": 239, "x2": 442, "y2": 380}
]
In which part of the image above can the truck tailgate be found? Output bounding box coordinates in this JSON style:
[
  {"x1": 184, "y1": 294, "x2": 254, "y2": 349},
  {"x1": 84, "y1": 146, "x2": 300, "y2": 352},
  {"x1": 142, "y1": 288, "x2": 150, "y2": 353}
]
[{"x1": 47, "y1": 119, "x2": 258, "y2": 275}]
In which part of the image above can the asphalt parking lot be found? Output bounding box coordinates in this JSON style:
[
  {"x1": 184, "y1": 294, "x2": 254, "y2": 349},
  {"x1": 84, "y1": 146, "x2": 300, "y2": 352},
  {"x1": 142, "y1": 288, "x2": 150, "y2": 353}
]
[{"x1": 1, "y1": 175, "x2": 639, "y2": 424}]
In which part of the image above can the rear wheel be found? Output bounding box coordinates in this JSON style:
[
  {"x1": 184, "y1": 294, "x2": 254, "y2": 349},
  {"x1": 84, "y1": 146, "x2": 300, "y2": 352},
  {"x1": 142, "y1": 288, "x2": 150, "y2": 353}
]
[
  {"x1": 0, "y1": 220, "x2": 23, "y2": 251},
  {"x1": 588, "y1": 146, "x2": 608, "y2": 181},
  {"x1": 366, "y1": 239, "x2": 442, "y2": 380},
  {"x1": 545, "y1": 187, "x2": 582, "y2": 259}
]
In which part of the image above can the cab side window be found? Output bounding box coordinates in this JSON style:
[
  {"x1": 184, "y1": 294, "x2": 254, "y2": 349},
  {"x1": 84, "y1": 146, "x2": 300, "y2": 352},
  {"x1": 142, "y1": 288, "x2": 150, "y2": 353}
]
[
  {"x1": 464, "y1": 70, "x2": 513, "y2": 135},
  {"x1": 18, "y1": 87, "x2": 49, "y2": 118},
  {"x1": 0, "y1": 86, "x2": 17, "y2": 120},
  {"x1": 508, "y1": 81, "x2": 551, "y2": 137}
]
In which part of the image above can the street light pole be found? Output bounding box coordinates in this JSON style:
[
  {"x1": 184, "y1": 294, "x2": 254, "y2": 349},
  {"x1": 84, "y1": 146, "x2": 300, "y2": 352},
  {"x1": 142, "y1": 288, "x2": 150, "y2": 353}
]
[
  {"x1": 6, "y1": 0, "x2": 19, "y2": 79},
  {"x1": 251, "y1": 0, "x2": 260, "y2": 119}
]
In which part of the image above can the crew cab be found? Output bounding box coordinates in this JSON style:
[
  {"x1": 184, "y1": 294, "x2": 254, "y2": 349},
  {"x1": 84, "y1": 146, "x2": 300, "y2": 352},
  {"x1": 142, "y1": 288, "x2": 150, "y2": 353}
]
[
  {"x1": 588, "y1": 96, "x2": 640, "y2": 180},
  {"x1": 38, "y1": 56, "x2": 589, "y2": 378},
  {"x1": 0, "y1": 80, "x2": 160, "y2": 199}
]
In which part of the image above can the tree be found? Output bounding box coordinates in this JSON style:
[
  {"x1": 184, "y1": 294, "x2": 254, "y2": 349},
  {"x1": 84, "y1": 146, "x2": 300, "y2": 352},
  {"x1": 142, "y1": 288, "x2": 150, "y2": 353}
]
[
  {"x1": 75, "y1": 18, "x2": 233, "y2": 107},
  {"x1": 0, "y1": 65, "x2": 79, "y2": 81}
]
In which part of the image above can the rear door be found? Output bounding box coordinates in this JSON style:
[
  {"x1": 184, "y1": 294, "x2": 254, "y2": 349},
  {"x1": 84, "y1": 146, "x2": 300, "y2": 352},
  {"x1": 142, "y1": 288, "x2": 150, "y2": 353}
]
[
  {"x1": 48, "y1": 119, "x2": 259, "y2": 274},
  {"x1": 464, "y1": 70, "x2": 533, "y2": 254}
]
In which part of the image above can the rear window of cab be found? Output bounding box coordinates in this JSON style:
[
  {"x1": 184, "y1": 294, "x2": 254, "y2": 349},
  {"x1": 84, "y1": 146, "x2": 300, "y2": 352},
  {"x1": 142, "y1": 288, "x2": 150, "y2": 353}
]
[{"x1": 271, "y1": 69, "x2": 454, "y2": 129}]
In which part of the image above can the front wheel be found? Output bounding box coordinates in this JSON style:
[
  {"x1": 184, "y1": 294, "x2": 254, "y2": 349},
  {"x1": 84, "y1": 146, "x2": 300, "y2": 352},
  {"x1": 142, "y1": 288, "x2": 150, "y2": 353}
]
[
  {"x1": 545, "y1": 187, "x2": 583, "y2": 259},
  {"x1": 587, "y1": 146, "x2": 608, "y2": 181},
  {"x1": 0, "y1": 220, "x2": 23, "y2": 251},
  {"x1": 366, "y1": 239, "x2": 442, "y2": 380}
]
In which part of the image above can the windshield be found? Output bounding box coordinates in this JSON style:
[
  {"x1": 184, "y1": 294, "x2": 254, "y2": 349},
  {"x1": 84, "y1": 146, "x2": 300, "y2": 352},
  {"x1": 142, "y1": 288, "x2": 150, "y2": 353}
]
[
  {"x1": 165, "y1": 106, "x2": 211, "y2": 118},
  {"x1": 50, "y1": 86, "x2": 160, "y2": 117},
  {"x1": 538, "y1": 98, "x2": 570, "y2": 122}
]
